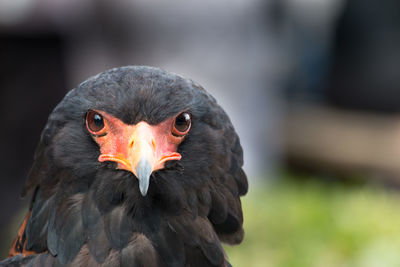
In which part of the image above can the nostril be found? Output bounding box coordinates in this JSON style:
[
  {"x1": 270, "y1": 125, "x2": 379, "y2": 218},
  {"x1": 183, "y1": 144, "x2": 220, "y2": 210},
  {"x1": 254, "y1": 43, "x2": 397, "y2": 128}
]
[
  {"x1": 151, "y1": 139, "x2": 156, "y2": 150},
  {"x1": 129, "y1": 139, "x2": 135, "y2": 148}
]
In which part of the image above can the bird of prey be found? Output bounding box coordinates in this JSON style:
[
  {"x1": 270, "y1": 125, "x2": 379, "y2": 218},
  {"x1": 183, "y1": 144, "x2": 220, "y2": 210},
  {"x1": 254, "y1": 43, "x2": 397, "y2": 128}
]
[{"x1": 2, "y1": 66, "x2": 248, "y2": 267}]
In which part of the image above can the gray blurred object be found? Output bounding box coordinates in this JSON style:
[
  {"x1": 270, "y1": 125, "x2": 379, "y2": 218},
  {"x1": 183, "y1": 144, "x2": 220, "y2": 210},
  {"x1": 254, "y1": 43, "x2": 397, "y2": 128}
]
[
  {"x1": 326, "y1": 0, "x2": 400, "y2": 113},
  {"x1": 280, "y1": 0, "x2": 345, "y2": 102},
  {"x1": 282, "y1": 0, "x2": 400, "y2": 179},
  {"x1": 283, "y1": 105, "x2": 400, "y2": 179},
  {"x1": 283, "y1": 0, "x2": 400, "y2": 112}
]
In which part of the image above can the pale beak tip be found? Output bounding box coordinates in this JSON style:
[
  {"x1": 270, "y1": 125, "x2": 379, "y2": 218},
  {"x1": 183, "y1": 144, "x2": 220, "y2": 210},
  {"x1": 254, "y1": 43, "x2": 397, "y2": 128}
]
[{"x1": 136, "y1": 159, "x2": 152, "y2": 196}]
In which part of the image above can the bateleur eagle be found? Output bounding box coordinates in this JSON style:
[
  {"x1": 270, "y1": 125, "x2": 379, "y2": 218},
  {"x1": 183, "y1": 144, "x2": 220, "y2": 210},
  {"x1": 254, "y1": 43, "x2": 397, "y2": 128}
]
[{"x1": 1, "y1": 66, "x2": 248, "y2": 267}]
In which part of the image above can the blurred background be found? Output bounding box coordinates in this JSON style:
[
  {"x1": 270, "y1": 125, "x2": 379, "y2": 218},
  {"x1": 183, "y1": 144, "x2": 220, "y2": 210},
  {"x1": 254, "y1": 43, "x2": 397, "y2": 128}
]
[{"x1": 1, "y1": 0, "x2": 400, "y2": 266}]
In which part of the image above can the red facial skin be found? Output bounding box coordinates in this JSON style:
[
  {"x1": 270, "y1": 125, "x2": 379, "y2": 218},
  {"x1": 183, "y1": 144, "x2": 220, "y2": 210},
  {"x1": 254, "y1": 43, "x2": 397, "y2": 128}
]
[{"x1": 86, "y1": 110, "x2": 189, "y2": 177}]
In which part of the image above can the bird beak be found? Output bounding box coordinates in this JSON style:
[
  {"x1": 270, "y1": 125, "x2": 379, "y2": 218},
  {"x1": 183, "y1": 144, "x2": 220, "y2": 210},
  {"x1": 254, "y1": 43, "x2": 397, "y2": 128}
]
[
  {"x1": 135, "y1": 158, "x2": 153, "y2": 197},
  {"x1": 126, "y1": 122, "x2": 158, "y2": 196},
  {"x1": 98, "y1": 121, "x2": 181, "y2": 196}
]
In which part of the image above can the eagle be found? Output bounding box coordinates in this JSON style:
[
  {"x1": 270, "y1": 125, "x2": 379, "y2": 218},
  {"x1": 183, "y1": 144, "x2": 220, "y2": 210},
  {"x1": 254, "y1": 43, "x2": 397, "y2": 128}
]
[{"x1": 1, "y1": 66, "x2": 248, "y2": 267}]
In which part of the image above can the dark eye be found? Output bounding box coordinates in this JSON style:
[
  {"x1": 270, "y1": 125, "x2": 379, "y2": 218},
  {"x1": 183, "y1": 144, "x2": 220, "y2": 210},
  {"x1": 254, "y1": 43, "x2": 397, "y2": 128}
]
[
  {"x1": 172, "y1": 112, "x2": 191, "y2": 136},
  {"x1": 86, "y1": 110, "x2": 105, "y2": 134}
]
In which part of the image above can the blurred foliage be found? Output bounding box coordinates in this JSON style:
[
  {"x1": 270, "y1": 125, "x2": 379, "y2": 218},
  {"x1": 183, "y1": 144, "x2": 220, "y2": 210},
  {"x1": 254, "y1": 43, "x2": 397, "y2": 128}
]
[{"x1": 225, "y1": 174, "x2": 400, "y2": 267}]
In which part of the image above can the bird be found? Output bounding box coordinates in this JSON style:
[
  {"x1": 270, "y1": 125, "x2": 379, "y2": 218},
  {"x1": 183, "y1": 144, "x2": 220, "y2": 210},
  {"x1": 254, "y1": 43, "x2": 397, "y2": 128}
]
[{"x1": 1, "y1": 66, "x2": 248, "y2": 267}]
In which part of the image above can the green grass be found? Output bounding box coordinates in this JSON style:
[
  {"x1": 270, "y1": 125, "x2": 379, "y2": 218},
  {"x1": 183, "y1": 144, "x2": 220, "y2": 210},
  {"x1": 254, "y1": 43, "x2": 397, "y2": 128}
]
[{"x1": 225, "y1": 176, "x2": 400, "y2": 267}]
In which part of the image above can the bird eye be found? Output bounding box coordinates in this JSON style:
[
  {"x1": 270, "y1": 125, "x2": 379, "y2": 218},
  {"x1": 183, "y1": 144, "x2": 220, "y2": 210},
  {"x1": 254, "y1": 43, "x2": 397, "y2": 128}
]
[
  {"x1": 86, "y1": 110, "x2": 105, "y2": 134},
  {"x1": 172, "y1": 112, "x2": 191, "y2": 136}
]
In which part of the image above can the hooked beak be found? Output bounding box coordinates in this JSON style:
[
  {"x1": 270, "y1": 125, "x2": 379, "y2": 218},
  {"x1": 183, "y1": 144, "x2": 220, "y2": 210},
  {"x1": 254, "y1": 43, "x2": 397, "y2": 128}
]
[
  {"x1": 98, "y1": 122, "x2": 181, "y2": 196},
  {"x1": 135, "y1": 158, "x2": 152, "y2": 196}
]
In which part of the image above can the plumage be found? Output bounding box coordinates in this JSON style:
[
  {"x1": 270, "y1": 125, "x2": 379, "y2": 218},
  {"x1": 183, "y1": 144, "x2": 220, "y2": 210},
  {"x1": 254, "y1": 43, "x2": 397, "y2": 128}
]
[{"x1": 2, "y1": 66, "x2": 248, "y2": 267}]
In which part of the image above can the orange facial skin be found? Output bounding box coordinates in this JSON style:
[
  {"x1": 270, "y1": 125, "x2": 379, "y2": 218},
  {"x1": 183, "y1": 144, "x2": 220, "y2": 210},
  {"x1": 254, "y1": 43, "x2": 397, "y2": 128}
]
[{"x1": 87, "y1": 111, "x2": 186, "y2": 188}]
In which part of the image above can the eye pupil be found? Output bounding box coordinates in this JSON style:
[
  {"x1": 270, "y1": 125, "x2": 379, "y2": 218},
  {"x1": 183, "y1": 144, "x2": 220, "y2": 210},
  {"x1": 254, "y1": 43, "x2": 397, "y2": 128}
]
[
  {"x1": 86, "y1": 110, "x2": 105, "y2": 133},
  {"x1": 173, "y1": 112, "x2": 191, "y2": 134},
  {"x1": 93, "y1": 114, "x2": 103, "y2": 127}
]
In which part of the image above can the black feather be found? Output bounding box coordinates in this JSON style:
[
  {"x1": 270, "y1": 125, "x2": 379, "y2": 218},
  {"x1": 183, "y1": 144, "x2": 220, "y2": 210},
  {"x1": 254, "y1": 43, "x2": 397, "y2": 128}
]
[
  {"x1": 47, "y1": 204, "x2": 58, "y2": 256},
  {"x1": 70, "y1": 245, "x2": 101, "y2": 267},
  {"x1": 82, "y1": 191, "x2": 111, "y2": 263},
  {"x1": 149, "y1": 221, "x2": 185, "y2": 267},
  {"x1": 25, "y1": 190, "x2": 54, "y2": 252},
  {"x1": 193, "y1": 217, "x2": 225, "y2": 266},
  {"x1": 92, "y1": 170, "x2": 127, "y2": 214},
  {"x1": 30, "y1": 254, "x2": 49, "y2": 267},
  {"x1": 208, "y1": 190, "x2": 228, "y2": 225},
  {"x1": 0, "y1": 255, "x2": 37, "y2": 267},
  {"x1": 101, "y1": 250, "x2": 120, "y2": 267},
  {"x1": 87, "y1": 219, "x2": 111, "y2": 263},
  {"x1": 168, "y1": 215, "x2": 199, "y2": 247},
  {"x1": 120, "y1": 234, "x2": 159, "y2": 267},
  {"x1": 53, "y1": 194, "x2": 86, "y2": 264},
  {"x1": 103, "y1": 205, "x2": 133, "y2": 249},
  {"x1": 185, "y1": 247, "x2": 216, "y2": 267}
]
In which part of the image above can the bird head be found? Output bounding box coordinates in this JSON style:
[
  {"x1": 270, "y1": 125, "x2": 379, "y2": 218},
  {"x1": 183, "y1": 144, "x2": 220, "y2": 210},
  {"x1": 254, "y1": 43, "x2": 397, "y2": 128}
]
[{"x1": 26, "y1": 66, "x2": 247, "y2": 203}]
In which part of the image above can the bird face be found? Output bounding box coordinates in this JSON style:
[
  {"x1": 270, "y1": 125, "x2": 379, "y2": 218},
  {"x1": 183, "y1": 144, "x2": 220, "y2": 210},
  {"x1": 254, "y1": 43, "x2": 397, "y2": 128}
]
[
  {"x1": 28, "y1": 66, "x2": 247, "y2": 208},
  {"x1": 85, "y1": 109, "x2": 191, "y2": 196}
]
